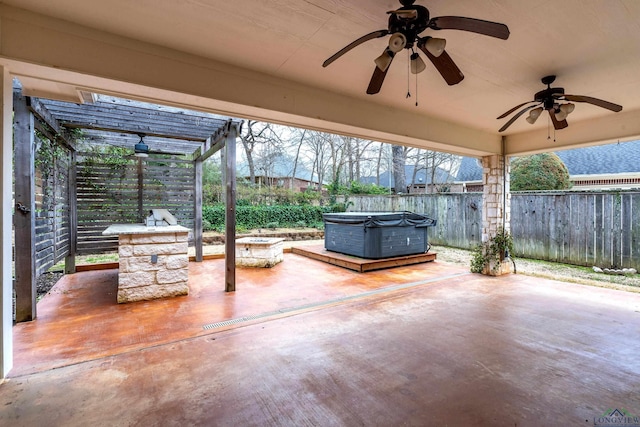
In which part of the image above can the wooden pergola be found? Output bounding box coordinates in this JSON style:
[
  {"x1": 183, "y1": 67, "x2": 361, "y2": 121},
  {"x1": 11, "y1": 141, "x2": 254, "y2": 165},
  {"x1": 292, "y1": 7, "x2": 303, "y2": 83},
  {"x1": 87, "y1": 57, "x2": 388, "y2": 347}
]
[{"x1": 13, "y1": 85, "x2": 243, "y2": 322}]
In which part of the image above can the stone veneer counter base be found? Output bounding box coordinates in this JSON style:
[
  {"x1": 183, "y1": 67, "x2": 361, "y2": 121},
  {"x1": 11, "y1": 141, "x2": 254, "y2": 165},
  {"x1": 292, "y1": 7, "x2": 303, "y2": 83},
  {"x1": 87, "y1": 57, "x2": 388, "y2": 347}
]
[{"x1": 103, "y1": 224, "x2": 190, "y2": 303}]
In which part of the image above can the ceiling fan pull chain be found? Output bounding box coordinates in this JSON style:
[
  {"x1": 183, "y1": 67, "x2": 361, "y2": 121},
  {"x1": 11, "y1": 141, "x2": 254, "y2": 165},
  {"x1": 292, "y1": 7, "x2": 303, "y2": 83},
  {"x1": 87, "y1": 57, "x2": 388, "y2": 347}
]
[
  {"x1": 547, "y1": 115, "x2": 551, "y2": 140},
  {"x1": 415, "y1": 71, "x2": 419, "y2": 107},
  {"x1": 406, "y1": 50, "x2": 411, "y2": 99}
]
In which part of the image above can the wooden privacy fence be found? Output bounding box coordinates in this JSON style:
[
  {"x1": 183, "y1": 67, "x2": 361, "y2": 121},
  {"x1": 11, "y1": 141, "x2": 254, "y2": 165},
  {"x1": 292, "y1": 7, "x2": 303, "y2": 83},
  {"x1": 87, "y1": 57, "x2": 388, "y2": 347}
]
[
  {"x1": 341, "y1": 191, "x2": 640, "y2": 270},
  {"x1": 512, "y1": 192, "x2": 639, "y2": 270},
  {"x1": 34, "y1": 139, "x2": 72, "y2": 275},
  {"x1": 339, "y1": 193, "x2": 483, "y2": 249},
  {"x1": 76, "y1": 152, "x2": 195, "y2": 255}
]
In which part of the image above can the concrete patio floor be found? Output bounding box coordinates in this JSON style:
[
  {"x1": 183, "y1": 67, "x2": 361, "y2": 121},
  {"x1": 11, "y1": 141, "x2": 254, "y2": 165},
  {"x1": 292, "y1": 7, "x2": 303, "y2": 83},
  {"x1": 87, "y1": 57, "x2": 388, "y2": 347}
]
[{"x1": 2, "y1": 253, "x2": 640, "y2": 426}]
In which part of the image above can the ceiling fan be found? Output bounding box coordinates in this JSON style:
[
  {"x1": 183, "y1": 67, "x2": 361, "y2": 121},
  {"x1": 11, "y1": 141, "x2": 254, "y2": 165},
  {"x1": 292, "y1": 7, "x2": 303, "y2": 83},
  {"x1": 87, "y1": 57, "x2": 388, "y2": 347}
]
[
  {"x1": 322, "y1": 0, "x2": 510, "y2": 95},
  {"x1": 497, "y1": 75, "x2": 623, "y2": 132}
]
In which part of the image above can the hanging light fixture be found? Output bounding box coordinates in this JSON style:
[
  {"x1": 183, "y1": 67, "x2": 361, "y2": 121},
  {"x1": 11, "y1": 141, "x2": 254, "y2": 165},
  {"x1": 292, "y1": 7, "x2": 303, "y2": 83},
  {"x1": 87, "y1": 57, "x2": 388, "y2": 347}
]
[
  {"x1": 525, "y1": 106, "x2": 544, "y2": 124},
  {"x1": 374, "y1": 50, "x2": 395, "y2": 72},
  {"x1": 375, "y1": 32, "x2": 407, "y2": 72},
  {"x1": 410, "y1": 52, "x2": 426, "y2": 74},
  {"x1": 423, "y1": 37, "x2": 446, "y2": 57},
  {"x1": 554, "y1": 103, "x2": 572, "y2": 121},
  {"x1": 134, "y1": 134, "x2": 149, "y2": 157},
  {"x1": 388, "y1": 32, "x2": 407, "y2": 53}
]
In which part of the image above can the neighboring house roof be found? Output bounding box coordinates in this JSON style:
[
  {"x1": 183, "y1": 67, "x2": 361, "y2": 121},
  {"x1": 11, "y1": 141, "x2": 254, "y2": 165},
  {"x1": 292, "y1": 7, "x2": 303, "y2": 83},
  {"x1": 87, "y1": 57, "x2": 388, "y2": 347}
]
[
  {"x1": 456, "y1": 157, "x2": 483, "y2": 182},
  {"x1": 455, "y1": 140, "x2": 640, "y2": 183},
  {"x1": 555, "y1": 140, "x2": 640, "y2": 175},
  {"x1": 361, "y1": 165, "x2": 454, "y2": 188},
  {"x1": 237, "y1": 154, "x2": 321, "y2": 183}
]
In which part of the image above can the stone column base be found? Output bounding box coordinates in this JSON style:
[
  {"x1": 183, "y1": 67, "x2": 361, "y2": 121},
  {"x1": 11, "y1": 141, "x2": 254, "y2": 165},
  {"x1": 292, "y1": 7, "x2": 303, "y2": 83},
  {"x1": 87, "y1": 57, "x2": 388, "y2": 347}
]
[{"x1": 483, "y1": 258, "x2": 513, "y2": 276}]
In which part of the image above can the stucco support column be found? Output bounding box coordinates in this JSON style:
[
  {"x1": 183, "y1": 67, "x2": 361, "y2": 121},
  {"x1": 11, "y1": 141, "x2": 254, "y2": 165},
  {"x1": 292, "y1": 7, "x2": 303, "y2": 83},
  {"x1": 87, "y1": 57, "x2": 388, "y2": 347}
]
[
  {"x1": 0, "y1": 66, "x2": 14, "y2": 379},
  {"x1": 481, "y1": 153, "x2": 512, "y2": 275}
]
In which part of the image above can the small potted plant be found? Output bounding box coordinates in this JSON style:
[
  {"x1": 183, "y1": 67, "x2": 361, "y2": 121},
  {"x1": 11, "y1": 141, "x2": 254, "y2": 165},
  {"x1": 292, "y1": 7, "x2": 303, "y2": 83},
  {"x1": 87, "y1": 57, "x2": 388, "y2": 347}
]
[{"x1": 470, "y1": 227, "x2": 515, "y2": 275}]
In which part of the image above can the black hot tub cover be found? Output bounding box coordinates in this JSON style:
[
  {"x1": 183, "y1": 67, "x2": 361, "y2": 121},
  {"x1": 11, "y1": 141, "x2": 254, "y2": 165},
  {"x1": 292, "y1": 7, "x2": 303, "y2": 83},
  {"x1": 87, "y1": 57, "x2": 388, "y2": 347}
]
[{"x1": 322, "y1": 211, "x2": 437, "y2": 228}]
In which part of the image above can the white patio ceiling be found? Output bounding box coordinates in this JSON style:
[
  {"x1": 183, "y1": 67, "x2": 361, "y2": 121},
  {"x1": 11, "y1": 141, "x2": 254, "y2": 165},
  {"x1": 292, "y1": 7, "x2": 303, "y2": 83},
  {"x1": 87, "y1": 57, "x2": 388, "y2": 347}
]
[{"x1": 2, "y1": 0, "x2": 640, "y2": 157}]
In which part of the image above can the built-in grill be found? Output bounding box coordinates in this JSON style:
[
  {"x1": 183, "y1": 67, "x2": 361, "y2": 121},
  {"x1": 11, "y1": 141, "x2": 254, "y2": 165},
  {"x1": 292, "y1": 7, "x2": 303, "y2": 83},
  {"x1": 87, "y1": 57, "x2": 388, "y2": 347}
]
[
  {"x1": 103, "y1": 208, "x2": 190, "y2": 303},
  {"x1": 146, "y1": 209, "x2": 179, "y2": 227}
]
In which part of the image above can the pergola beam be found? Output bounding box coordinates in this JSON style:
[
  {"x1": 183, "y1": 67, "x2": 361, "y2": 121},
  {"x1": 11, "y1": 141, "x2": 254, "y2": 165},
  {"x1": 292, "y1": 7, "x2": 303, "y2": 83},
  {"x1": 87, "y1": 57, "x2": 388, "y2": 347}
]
[
  {"x1": 13, "y1": 90, "x2": 37, "y2": 322},
  {"x1": 40, "y1": 99, "x2": 233, "y2": 141},
  {"x1": 82, "y1": 131, "x2": 203, "y2": 156},
  {"x1": 224, "y1": 122, "x2": 238, "y2": 293},
  {"x1": 28, "y1": 96, "x2": 76, "y2": 151}
]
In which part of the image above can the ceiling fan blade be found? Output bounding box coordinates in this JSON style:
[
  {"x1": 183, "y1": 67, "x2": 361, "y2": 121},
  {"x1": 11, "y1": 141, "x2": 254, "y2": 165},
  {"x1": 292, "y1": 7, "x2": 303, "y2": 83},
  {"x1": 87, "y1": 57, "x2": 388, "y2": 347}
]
[
  {"x1": 549, "y1": 111, "x2": 569, "y2": 130},
  {"x1": 366, "y1": 62, "x2": 391, "y2": 95},
  {"x1": 562, "y1": 94, "x2": 623, "y2": 112},
  {"x1": 497, "y1": 101, "x2": 537, "y2": 119},
  {"x1": 498, "y1": 104, "x2": 540, "y2": 133},
  {"x1": 323, "y1": 29, "x2": 389, "y2": 68},
  {"x1": 418, "y1": 43, "x2": 464, "y2": 85},
  {"x1": 429, "y1": 16, "x2": 510, "y2": 40}
]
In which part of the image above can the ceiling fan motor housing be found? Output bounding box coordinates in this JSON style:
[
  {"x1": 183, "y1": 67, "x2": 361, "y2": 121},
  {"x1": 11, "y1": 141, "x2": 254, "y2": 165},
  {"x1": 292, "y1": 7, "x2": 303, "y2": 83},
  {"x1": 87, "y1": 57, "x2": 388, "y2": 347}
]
[
  {"x1": 388, "y1": 5, "x2": 429, "y2": 48},
  {"x1": 535, "y1": 87, "x2": 565, "y2": 110}
]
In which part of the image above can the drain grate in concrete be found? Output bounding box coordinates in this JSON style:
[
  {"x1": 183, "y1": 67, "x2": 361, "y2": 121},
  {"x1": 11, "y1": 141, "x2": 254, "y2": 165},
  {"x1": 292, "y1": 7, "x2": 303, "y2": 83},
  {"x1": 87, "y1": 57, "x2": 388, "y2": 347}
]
[{"x1": 203, "y1": 272, "x2": 469, "y2": 331}]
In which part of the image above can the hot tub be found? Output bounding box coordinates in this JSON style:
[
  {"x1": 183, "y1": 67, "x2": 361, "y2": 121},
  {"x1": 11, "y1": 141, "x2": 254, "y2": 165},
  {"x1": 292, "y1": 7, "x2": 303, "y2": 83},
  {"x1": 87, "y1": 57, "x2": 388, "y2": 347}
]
[{"x1": 323, "y1": 211, "x2": 436, "y2": 259}]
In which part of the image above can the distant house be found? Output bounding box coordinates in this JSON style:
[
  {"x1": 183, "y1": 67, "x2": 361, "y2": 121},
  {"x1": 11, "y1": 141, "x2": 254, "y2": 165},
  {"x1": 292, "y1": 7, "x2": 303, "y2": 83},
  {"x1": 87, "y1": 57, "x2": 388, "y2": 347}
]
[
  {"x1": 454, "y1": 157, "x2": 484, "y2": 192},
  {"x1": 455, "y1": 140, "x2": 640, "y2": 191},
  {"x1": 248, "y1": 175, "x2": 322, "y2": 192},
  {"x1": 361, "y1": 165, "x2": 456, "y2": 193},
  {"x1": 238, "y1": 154, "x2": 324, "y2": 192},
  {"x1": 555, "y1": 141, "x2": 640, "y2": 189}
]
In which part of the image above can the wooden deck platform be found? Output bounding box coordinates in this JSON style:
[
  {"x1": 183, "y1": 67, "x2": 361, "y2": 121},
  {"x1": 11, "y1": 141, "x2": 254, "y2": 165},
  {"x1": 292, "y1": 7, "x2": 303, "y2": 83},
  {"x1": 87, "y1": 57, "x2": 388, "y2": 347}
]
[{"x1": 292, "y1": 244, "x2": 436, "y2": 272}]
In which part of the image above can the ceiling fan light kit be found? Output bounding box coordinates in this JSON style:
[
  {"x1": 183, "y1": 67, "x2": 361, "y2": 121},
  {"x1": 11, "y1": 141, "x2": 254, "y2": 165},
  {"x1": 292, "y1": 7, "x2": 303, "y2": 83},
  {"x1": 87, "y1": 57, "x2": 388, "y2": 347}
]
[
  {"x1": 388, "y1": 33, "x2": 407, "y2": 52},
  {"x1": 410, "y1": 52, "x2": 427, "y2": 74},
  {"x1": 424, "y1": 37, "x2": 446, "y2": 57},
  {"x1": 374, "y1": 50, "x2": 394, "y2": 72},
  {"x1": 497, "y1": 75, "x2": 623, "y2": 132},
  {"x1": 322, "y1": 1, "x2": 622, "y2": 133},
  {"x1": 525, "y1": 107, "x2": 543, "y2": 124},
  {"x1": 322, "y1": 0, "x2": 510, "y2": 95}
]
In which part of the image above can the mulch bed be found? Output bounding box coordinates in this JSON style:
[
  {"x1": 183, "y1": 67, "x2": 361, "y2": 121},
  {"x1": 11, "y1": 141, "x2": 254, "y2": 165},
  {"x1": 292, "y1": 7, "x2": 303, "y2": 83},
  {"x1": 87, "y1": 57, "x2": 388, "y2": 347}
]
[{"x1": 37, "y1": 271, "x2": 64, "y2": 301}]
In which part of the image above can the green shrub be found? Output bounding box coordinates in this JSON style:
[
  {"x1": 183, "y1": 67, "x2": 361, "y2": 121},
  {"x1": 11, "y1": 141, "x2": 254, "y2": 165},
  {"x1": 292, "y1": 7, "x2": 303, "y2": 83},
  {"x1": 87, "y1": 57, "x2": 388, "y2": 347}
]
[
  {"x1": 511, "y1": 153, "x2": 571, "y2": 191},
  {"x1": 201, "y1": 203, "x2": 340, "y2": 230},
  {"x1": 265, "y1": 222, "x2": 279, "y2": 230},
  {"x1": 348, "y1": 181, "x2": 389, "y2": 195}
]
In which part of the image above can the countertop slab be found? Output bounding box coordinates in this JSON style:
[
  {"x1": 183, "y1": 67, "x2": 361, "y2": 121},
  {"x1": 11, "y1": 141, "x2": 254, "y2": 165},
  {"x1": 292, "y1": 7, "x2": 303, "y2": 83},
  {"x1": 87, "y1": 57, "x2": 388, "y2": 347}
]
[{"x1": 102, "y1": 224, "x2": 191, "y2": 236}]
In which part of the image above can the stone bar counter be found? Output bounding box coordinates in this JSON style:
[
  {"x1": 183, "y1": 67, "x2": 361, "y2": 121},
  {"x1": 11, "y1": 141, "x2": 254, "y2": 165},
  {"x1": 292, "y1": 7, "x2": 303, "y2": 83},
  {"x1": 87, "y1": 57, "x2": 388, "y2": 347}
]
[{"x1": 103, "y1": 224, "x2": 190, "y2": 303}]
